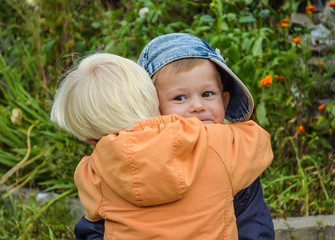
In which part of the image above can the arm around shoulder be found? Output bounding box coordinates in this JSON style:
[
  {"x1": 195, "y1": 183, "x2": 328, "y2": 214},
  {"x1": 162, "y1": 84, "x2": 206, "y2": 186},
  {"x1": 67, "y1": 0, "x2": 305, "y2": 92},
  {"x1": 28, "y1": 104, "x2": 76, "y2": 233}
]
[
  {"x1": 207, "y1": 121, "x2": 273, "y2": 195},
  {"x1": 230, "y1": 121, "x2": 273, "y2": 194},
  {"x1": 74, "y1": 156, "x2": 104, "y2": 222}
]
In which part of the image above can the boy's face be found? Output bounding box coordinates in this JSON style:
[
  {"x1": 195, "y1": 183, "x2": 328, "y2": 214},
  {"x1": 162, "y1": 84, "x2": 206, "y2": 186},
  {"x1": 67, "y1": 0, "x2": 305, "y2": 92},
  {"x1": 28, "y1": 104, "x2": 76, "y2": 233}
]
[{"x1": 155, "y1": 60, "x2": 229, "y2": 124}]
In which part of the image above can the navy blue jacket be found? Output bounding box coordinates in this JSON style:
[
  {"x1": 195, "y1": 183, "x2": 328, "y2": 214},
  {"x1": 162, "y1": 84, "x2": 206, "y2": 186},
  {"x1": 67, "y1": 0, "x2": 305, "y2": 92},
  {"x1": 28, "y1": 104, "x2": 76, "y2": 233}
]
[
  {"x1": 234, "y1": 177, "x2": 274, "y2": 239},
  {"x1": 74, "y1": 177, "x2": 274, "y2": 240}
]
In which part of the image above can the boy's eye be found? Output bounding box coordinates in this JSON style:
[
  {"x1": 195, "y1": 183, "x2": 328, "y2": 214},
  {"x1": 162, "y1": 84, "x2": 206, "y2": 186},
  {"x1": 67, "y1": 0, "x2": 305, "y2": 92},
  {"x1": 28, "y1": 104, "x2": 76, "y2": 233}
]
[
  {"x1": 202, "y1": 91, "x2": 214, "y2": 97},
  {"x1": 174, "y1": 95, "x2": 187, "y2": 101}
]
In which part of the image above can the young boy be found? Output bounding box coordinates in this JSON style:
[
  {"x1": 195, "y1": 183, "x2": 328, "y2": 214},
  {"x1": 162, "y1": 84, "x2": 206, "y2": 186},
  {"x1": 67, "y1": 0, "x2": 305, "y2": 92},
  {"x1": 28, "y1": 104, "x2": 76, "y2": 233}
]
[
  {"x1": 51, "y1": 52, "x2": 273, "y2": 239},
  {"x1": 138, "y1": 33, "x2": 275, "y2": 240},
  {"x1": 74, "y1": 34, "x2": 275, "y2": 239}
]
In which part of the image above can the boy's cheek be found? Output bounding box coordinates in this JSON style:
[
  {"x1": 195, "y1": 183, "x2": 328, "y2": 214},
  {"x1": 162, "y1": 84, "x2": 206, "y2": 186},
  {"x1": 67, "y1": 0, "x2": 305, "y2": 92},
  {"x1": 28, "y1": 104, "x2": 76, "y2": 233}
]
[
  {"x1": 159, "y1": 104, "x2": 185, "y2": 117},
  {"x1": 159, "y1": 107, "x2": 173, "y2": 116},
  {"x1": 158, "y1": 101, "x2": 171, "y2": 115}
]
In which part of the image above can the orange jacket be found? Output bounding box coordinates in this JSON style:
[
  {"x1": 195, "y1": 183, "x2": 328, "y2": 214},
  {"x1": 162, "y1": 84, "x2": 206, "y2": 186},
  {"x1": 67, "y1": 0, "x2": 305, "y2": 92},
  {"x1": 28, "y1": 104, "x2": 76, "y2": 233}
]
[{"x1": 74, "y1": 114, "x2": 273, "y2": 240}]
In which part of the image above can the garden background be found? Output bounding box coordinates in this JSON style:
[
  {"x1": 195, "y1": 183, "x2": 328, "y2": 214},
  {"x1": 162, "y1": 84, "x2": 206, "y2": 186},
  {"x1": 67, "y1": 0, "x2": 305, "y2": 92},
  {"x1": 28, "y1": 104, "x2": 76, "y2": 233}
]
[{"x1": 0, "y1": 0, "x2": 334, "y2": 239}]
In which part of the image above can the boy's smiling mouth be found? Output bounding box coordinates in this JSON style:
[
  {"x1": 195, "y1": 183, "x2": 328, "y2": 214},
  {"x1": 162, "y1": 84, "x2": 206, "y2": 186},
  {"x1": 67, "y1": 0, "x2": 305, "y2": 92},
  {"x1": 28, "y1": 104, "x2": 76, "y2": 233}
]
[{"x1": 200, "y1": 120, "x2": 214, "y2": 124}]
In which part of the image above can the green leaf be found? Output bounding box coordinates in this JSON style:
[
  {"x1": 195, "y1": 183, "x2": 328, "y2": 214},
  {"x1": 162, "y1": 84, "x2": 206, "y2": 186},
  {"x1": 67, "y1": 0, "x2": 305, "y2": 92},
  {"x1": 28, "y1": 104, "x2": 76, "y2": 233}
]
[
  {"x1": 199, "y1": 14, "x2": 214, "y2": 24},
  {"x1": 274, "y1": 127, "x2": 285, "y2": 141},
  {"x1": 243, "y1": 0, "x2": 253, "y2": 5},
  {"x1": 41, "y1": 40, "x2": 56, "y2": 56},
  {"x1": 260, "y1": 0, "x2": 269, "y2": 6},
  {"x1": 75, "y1": 41, "x2": 85, "y2": 54},
  {"x1": 252, "y1": 37, "x2": 263, "y2": 56},
  {"x1": 260, "y1": 27, "x2": 274, "y2": 38},
  {"x1": 0, "y1": 120, "x2": 22, "y2": 147},
  {"x1": 228, "y1": 44, "x2": 241, "y2": 64},
  {"x1": 0, "y1": 151, "x2": 19, "y2": 167},
  {"x1": 288, "y1": 49, "x2": 298, "y2": 61},
  {"x1": 256, "y1": 102, "x2": 269, "y2": 126},
  {"x1": 316, "y1": 116, "x2": 326, "y2": 128},
  {"x1": 331, "y1": 105, "x2": 335, "y2": 115},
  {"x1": 259, "y1": 10, "x2": 270, "y2": 19},
  {"x1": 320, "y1": 138, "x2": 332, "y2": 150},
  {"x1": 242, "y1": 58, "x2": 255, "y2": 80},
  {"x1": 220, "y1": 21, "x2": 229, "y2": 31},
  {"x1": 208, "y1": 35, "x2": 221, "y2": 47},
  {"x1": 226, "y1": 13, "x2": 237, "y2": 22},
  {"x1": 331, "y1": 118, "x2": 335, "y2": 130},
  {"x1": 326, "y1": 63, "x2": 335, "y2": 77},
  {"x1": 91, "y1": 22, "x2": 100, "y2": 29},
  {"x1": 242, "y1": 37, "x2": 255, "y2": 55},
  {"x1": 239, "y1": 15, "x2": 257, "y2": 24}
]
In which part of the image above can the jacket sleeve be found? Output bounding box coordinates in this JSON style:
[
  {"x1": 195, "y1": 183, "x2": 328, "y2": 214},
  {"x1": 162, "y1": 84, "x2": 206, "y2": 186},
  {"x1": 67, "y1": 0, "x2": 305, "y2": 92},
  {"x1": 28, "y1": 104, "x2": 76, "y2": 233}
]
[
  {"x1": 208, "y1": 120, "x2": 273, "y2": 195},
  {"x1": 74, "y1": 216, "x2": 104, "y2": 240},
  {"x1": 74, "y1": 156, "x2": 104, "y2": 222},
  {"x1": 234, "y1": 177, "x2": 275, "y2": 240}
]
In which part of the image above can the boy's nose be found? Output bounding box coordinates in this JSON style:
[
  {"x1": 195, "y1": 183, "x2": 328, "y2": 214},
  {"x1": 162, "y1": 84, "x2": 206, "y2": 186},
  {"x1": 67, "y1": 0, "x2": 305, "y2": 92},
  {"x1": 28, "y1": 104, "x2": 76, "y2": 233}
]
[{"x1": 190, "y1": 98, "x2": 205, "y2": 113}]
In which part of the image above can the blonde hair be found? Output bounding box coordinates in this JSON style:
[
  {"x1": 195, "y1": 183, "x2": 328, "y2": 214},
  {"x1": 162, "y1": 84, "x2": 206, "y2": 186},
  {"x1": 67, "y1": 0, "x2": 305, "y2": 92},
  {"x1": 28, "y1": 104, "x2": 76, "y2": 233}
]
[
  {"x1": 153, "y1": 58, "x2": 223, "y2": 91},
  {"x1": 51, "y1": 53, "x2": 159, "y2": 141}
]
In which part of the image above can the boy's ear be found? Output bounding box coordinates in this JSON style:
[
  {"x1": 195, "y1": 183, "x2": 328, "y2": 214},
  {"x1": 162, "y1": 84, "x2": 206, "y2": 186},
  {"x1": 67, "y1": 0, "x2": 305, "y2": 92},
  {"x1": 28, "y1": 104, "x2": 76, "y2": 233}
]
[
  {"x1": 223, "y1": 92, "x2": 230, "y2": 111},
  {"x1": 85, "y1": 139, "x2": 99, "y2": 145}
]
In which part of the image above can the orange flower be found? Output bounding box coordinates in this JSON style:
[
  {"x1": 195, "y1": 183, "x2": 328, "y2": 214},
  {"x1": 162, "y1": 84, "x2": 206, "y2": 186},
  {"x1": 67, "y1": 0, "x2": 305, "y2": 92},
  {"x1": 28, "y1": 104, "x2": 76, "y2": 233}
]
[
  {"x1": 306, "y1": 5, "x2": 316, "y2": 16},
  {"x1": 329, "y1": 128, "x2": 333, "y2": 135},
  {"x1": 281, "y1": 22, "x2": 289, "y2": 29},
  {"x1": 280, "y1": 18, "x2": 290, "y2": 29},
  {"x1": 328, "y1": 1, "x2": 335, "y2": 9},
  {"x1": 292, "y1": 37, "x2": 302, "y2": 45},
  {"x1": 275, "y1": 75, "x2": 285, "y2": 82},
  {"x1": 281, "y1": 18, "x2": 290, "y2": 24},
  {"x1": 318, "y1": 104, "x2": 326, "y2": 112},
  {"x1": 316, "y1": 61, "x2": 324, "y2": 66},
  {"x1": 297, "y1": 125, "x2": 306, "y2": 134},
  {"x1": 260, "y1": 75, "x2": 273, "y2": 87}
]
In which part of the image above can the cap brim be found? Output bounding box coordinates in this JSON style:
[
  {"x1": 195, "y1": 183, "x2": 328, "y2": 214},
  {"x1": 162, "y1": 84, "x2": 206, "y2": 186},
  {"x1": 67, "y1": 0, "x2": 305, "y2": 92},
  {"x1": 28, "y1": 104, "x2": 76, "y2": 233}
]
[{"x1": 210, "y1": 57, "x2": 254, "y2": 122}]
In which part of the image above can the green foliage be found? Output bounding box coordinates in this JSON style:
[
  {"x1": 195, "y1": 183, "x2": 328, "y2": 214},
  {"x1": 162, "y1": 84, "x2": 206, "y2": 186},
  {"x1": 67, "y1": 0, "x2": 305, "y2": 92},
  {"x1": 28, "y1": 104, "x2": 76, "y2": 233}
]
[
  {"x1": 0, "y1": 191, "x2": 77, "y2": 240},
  {"x1": 0, "y1": 0, "x2": 334, "y2": 237}
]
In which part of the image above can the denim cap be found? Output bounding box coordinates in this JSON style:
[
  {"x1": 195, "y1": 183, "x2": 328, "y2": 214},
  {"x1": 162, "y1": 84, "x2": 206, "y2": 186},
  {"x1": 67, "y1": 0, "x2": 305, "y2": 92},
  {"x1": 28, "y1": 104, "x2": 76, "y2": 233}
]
[{"x1": 138, "y1": 33, "x2": 254, "y2": 122}]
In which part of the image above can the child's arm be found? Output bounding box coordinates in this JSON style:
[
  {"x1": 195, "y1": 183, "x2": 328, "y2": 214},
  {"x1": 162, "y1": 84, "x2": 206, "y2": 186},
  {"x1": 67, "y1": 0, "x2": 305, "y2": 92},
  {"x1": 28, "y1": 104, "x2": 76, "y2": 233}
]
[
  {"x1": 228, "y1": 122, "x2": 274, "y2": 239},
  {"x1": 207, "y1": 120, "x2": 273, "y2": 195},
  {"x1": 234, "y1": 177, "x2": 274, "y2": 240}
]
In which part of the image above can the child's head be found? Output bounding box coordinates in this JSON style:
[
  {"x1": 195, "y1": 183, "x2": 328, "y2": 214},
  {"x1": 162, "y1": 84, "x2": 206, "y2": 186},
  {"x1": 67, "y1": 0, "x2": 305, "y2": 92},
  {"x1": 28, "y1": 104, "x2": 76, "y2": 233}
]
[
  {"x1": 153, "y1": 58, "x2": 229, "y2": 124},
  {"x1": 51, "y1": 53, "x2": 159, "y2": 141},
  {"x1": 138, "y1": 33, "x2": 254, "y2": 123}
]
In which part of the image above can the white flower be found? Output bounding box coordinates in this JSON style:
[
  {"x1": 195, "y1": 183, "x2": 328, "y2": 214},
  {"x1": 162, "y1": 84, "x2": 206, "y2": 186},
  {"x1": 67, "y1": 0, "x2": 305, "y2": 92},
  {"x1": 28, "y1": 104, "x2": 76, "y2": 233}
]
[
  {"x1": 26, "y1": 0, "x2": 35, "y2": 6},
  {"x1": 139, "y1": 7, "x2": 149, "y2": 19},
  {"x1": 11, "y1": 108, "x2": 23, "y2": 125}
]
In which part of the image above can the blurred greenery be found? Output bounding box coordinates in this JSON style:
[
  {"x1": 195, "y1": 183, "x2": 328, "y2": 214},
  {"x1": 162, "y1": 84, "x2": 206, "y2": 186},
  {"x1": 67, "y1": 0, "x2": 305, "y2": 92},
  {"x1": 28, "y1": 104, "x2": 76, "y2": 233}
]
[{"x1": 0, "y1": 0, "x2": 334, "y2": 238}]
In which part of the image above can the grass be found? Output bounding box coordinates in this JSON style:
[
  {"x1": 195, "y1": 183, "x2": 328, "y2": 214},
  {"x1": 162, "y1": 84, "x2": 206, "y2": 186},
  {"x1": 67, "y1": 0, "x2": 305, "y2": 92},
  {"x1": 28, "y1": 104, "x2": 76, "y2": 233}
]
[{"x1": 0, "y1": 191, "x2": 77, "y2": 240}]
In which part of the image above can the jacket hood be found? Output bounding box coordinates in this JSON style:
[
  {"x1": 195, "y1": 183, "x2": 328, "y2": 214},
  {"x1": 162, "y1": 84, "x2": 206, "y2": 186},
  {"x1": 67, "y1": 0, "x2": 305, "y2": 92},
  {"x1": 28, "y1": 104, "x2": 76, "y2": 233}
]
[{"x1": 90, "y1": 115, "x2": 207, "y2": 207}]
